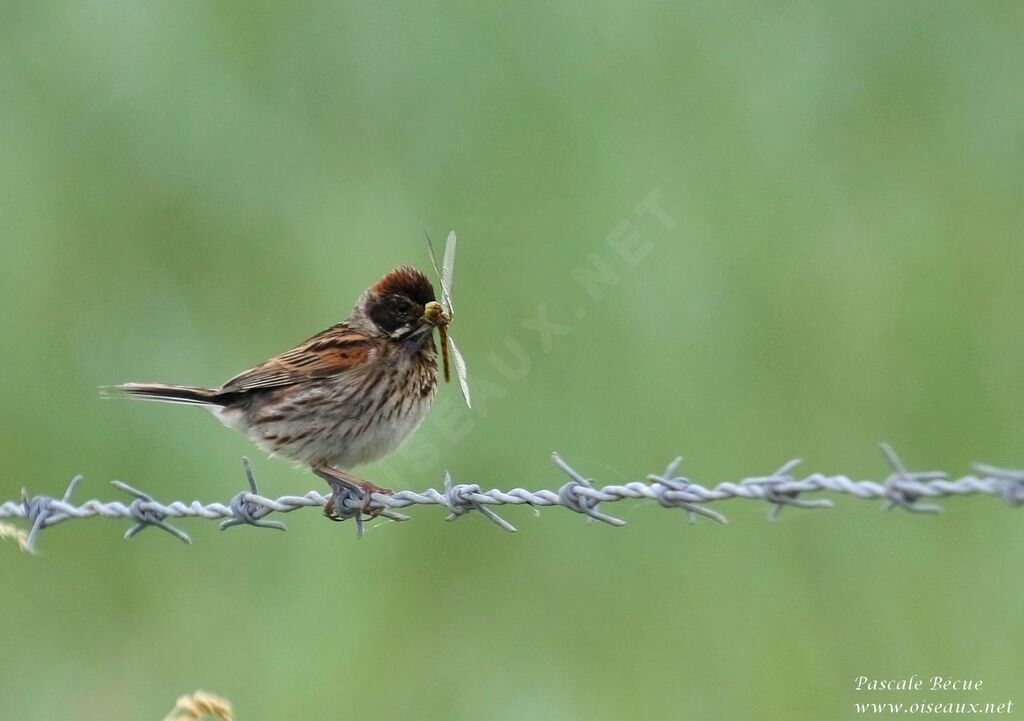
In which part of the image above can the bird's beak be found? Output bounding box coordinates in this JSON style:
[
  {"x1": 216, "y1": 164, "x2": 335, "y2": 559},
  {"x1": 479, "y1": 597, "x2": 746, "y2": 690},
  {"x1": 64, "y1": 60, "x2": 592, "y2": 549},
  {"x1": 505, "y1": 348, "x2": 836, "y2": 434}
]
[{"x1": 423, "y1": 301, "x2": 448, "y2": 327}]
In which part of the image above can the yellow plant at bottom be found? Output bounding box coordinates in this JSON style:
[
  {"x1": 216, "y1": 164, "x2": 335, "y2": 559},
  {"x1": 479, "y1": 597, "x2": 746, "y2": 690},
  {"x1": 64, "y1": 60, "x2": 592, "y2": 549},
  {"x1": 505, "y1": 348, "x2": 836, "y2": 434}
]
[{"x1": 162, "y1": 691, "x2": 234, "y2": 721}]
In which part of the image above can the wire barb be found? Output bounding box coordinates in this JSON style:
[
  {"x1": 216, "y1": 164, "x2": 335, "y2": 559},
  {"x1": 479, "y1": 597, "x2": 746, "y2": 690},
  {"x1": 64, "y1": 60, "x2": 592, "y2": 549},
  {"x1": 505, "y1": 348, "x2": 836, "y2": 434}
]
[
  {"x1": 553, "y1": 454, "x2": 626, "y2": 526},
  {"x1": 879, "y1": 443, "x2": 943, "y2": 514},
  {"x1": 443, "y1": 472, "x2": 516, "y2": 532},
  {"x1": 327, "y1": 483, "x2": 368, "y2": 537},
  {"x1": 20, "y1": 475, "x2": 83, "y2": 554},
  {"x1": 2, "y1": 445, "x2": 1022, "y2": 551},
  {"x1": 742, "y1": 459, "x2": 834, "y2": 521},
  {"x1": 648, "y1": 457, "x2": 728, "y2": 524},
  {"x1": 220, "y1": 458, "x2": 287, "y2": 532},
  {"x1": 111, "y1": 480, "x2": 192, "y2": 544},
  {"x1": 323, "y1": 481, "x2": 411, "y2": 539},
  {"x1": 972, "y1": 462, "x2": 1024, "y2": 507}
]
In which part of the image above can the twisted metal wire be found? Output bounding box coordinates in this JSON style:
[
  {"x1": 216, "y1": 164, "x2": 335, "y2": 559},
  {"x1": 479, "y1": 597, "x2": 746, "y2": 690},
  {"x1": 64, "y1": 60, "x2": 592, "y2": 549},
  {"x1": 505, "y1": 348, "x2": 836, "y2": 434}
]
[{"x1": 2, "y1": 444, "x2": 1022, "y2": 553}]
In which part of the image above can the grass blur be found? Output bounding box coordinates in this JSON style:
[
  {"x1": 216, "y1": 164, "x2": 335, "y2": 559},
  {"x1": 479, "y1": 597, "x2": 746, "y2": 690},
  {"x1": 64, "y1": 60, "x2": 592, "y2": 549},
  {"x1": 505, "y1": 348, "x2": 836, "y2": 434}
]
[{"x1": 1, "y1": 2, "x2": 1022, "y2": 719}]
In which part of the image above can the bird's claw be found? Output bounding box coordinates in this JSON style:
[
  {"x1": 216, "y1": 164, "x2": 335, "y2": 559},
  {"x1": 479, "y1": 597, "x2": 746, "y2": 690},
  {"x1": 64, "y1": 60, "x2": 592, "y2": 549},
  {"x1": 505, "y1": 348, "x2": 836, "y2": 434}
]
[{"x1": 316, "y1": 465, "x2": 393, "y2": 522}]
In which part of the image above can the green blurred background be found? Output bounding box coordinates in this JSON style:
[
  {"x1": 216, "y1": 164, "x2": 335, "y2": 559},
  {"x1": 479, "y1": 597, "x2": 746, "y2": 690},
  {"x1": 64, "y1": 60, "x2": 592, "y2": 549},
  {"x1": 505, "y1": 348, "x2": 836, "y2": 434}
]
[{"x1": 2, "y1": 2, "x2": 1022, "y2": 719}]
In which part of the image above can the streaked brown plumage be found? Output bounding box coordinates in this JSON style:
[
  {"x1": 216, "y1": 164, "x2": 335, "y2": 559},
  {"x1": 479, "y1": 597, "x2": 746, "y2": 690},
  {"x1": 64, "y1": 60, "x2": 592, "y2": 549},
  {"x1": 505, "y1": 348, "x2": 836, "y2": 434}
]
[{"x1": 115, "y1": 266, "x2": 445, "y2": 517}]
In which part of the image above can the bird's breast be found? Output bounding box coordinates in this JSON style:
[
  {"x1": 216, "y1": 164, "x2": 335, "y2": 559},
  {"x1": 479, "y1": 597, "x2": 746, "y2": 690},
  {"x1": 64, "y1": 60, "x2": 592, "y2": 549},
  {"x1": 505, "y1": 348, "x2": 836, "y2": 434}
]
[{"x1": 232, "y1": 340, "x2": 439, "y2": 469}]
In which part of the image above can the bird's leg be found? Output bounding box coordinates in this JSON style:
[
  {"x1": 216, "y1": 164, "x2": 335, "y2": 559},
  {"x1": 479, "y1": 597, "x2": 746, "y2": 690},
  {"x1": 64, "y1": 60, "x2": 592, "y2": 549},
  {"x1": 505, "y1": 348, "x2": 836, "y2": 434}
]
[{"x1": 313, "y1": 464, "x2": 393, "y2": 521}]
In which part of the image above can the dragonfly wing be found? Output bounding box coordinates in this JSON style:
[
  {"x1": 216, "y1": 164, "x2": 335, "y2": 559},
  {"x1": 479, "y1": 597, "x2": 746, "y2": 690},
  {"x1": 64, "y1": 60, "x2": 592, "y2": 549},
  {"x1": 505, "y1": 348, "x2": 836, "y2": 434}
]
[
  {"x1": 447, "y1": 332, "x2": 471, "y2": 409},
  {"x1": 424, "y1": 231, "x2": 443, "y2": 284},
  {"x1": 441, "y1": 230, "x2": 457, "y2": 313}
]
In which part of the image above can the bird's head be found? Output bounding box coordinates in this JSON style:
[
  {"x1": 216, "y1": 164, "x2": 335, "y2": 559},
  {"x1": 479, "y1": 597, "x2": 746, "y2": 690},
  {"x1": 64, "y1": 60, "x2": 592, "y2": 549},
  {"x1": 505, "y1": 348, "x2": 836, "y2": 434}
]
[{"x1": 356, "y1": 266, "x2": 445, "y2": 341}]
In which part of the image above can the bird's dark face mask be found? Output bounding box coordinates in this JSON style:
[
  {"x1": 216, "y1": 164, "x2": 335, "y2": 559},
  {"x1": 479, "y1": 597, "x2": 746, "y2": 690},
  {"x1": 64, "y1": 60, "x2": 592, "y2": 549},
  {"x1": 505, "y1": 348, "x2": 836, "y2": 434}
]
[{"x1": 366, "y1": 266, "x2": 438, "y2": 340}]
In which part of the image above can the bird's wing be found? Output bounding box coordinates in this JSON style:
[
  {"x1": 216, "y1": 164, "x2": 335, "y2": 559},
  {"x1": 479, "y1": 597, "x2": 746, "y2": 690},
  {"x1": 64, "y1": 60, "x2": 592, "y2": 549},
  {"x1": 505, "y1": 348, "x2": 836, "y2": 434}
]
[{"x1": 219, "y1": 323, "x2": 374, "y2": 394}]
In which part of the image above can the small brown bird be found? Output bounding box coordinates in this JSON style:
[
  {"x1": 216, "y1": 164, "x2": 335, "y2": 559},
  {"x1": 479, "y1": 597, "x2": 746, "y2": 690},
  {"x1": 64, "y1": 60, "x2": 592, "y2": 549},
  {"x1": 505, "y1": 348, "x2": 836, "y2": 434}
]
[{"x1": 114, "y1": 234, "x2": 471, "y2": 519}]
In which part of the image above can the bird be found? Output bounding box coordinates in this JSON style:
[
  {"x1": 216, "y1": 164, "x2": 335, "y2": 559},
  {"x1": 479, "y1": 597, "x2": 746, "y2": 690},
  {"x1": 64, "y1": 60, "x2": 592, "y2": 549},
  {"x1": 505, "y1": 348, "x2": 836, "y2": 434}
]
[{"x1": 113, "y1": 264, "x2": 458, "y2": 520}]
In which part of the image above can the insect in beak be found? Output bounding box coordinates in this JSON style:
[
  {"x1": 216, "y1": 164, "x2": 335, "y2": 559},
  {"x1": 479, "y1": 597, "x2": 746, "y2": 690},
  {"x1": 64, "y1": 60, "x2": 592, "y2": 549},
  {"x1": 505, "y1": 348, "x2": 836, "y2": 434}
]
[
  {"x1": 437, "y1": 325, "x2": 452, "y2": 384},
  {"x1": 422, "y1": 301, "x2": 452, "y2": 383},
  {"x1": 423, "y1": 300, "x2": 447, "y2": 326},
  {"x1": 424, "y1": 231, "x2": 471, "y2": 408}
]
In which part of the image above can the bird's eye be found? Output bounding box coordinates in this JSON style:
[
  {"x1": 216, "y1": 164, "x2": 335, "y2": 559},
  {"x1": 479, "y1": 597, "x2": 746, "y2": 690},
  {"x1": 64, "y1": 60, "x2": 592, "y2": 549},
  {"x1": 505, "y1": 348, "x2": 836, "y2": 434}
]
[{"x1": 393, "y1": 298, "x2": 412, "y2": 314}]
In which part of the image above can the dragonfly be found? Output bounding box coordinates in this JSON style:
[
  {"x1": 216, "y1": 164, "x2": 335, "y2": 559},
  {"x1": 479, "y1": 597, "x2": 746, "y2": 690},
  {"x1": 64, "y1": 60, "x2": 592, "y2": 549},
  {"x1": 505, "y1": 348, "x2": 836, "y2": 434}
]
[{"x1": 423, "y1": 230, "x2": 472, "y2": 409}]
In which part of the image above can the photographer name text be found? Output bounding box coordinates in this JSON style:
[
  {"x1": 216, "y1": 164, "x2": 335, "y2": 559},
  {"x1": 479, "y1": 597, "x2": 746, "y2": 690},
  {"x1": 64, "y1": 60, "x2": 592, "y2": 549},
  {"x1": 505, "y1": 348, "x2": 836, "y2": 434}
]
[{"x1": 855, "y1": 676, "x2": 984, "y2": 692}]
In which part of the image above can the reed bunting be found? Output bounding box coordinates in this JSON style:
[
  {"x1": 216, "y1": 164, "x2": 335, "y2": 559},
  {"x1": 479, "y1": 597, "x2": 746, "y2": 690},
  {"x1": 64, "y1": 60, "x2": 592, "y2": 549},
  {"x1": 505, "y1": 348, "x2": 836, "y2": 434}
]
[{"x1": 114, "y1": 233, "x2": 471, "y2": 520}]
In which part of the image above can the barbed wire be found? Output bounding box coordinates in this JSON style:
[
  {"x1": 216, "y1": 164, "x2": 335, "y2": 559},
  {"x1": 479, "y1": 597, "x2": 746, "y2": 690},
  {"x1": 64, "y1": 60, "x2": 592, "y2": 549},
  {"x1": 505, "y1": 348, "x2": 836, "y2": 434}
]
[{"x1": 2, "y1": 444, "x2": 1022, "y2": 553}]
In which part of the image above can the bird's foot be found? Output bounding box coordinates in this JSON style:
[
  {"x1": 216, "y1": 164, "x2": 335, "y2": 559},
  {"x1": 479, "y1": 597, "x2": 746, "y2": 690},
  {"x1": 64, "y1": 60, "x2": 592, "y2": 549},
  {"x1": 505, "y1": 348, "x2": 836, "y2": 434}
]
[{"x1": 314, "y1": 465, "x2": 393, "y2": 521}]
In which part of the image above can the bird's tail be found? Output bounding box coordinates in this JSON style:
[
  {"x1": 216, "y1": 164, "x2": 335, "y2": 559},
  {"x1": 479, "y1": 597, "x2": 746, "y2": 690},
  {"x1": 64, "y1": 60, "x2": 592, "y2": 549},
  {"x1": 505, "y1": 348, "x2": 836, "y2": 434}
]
[{"x1": 106, "y1": 382, "x2": 224, "y2": 407}]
